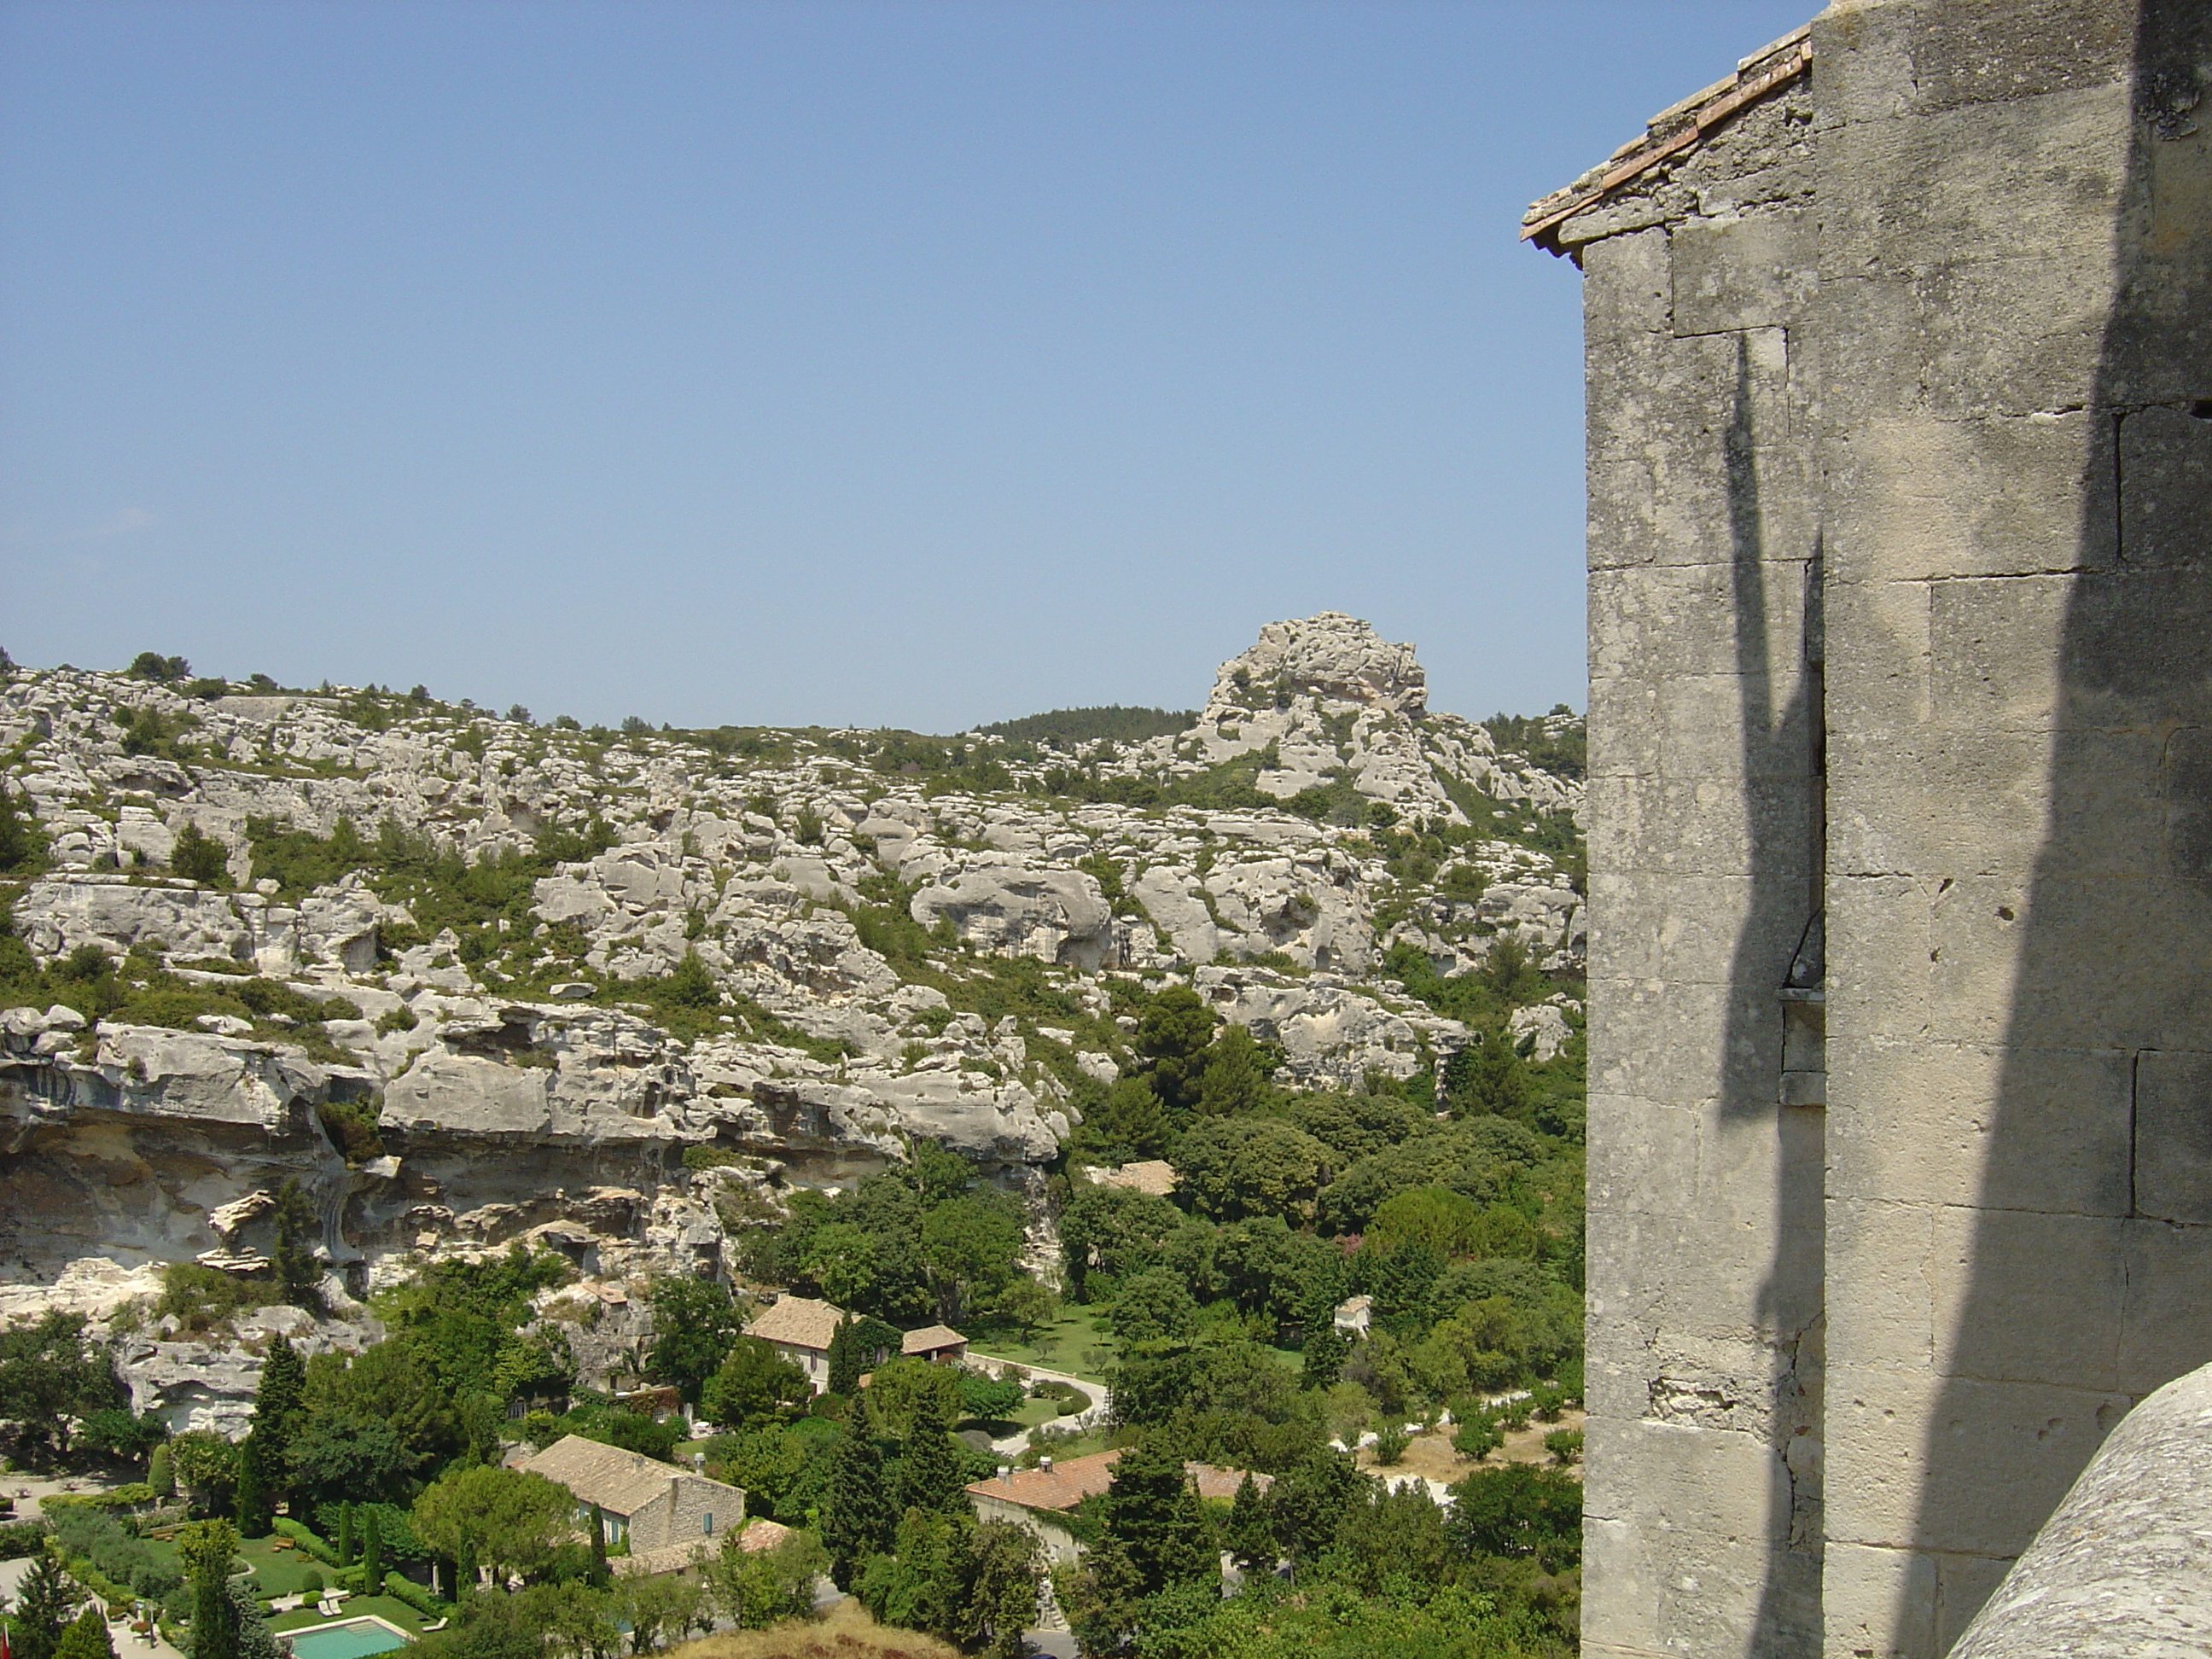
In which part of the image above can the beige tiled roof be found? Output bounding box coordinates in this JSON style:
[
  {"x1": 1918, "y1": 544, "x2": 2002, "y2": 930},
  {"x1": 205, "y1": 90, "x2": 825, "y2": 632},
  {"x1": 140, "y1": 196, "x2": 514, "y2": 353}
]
[
  {"x1": 744, "y1": 1295, "x2": 847, "y2": 1353},
  {"x1": 901, "y1": 1324, "x2": 967, "y2": 1355},
  {"x1": 737, "y1": 1517, "x2": 794, "y2": 1553},
  {"x1": 1522, "y1": 22, "x2": 1813, "y2": 253},
  {"x1": 963, "y1": 1449, "x2": 1269, "y2": 1512},
  {"x1": 1096, "y1": 1160, "x2": 1177, "y2": 1197},
  {"x1": 1188, "y1": 1463, "x2": 1272, "y2": 1503},
  {"x1": 966, "y1": 1449, "x2": 1122, "y2": 1512},
  {"x1": 521, "y1": 1435, "x2": 680, "y2": 1516}
]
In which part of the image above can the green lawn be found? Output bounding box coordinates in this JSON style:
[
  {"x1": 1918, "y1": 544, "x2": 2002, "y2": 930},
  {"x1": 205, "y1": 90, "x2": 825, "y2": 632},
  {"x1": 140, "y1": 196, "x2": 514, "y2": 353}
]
[
  {"x1": 240, "y1": 1535, "x2": 327, "y2": 1598},
  {"x1": 967, "y1": 1304, "x2": 1117, "y2": 1384},
  {"x1": 268, "y1": 1594, "x2": 432, "y2": 1638}
]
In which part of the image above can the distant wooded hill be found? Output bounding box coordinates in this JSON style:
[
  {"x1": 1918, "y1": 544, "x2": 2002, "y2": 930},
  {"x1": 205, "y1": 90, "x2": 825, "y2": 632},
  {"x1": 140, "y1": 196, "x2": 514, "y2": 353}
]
[{"x1": 976, "y1": 706, "x2": 1197, "y2": 745}]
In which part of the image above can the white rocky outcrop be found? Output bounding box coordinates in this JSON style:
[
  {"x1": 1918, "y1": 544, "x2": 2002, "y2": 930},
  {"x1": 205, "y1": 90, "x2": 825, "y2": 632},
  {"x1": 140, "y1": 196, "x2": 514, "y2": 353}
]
[{"x1": 0, "y1": 621, "x2": 1583, "y2": 1354}]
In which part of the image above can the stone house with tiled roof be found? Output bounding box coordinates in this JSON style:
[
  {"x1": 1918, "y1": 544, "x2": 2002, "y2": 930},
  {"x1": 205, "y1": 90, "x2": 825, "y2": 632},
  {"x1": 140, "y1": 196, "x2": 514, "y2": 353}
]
[
  {"x1": 899, "y1": 1324, "x2": 969, "y2": 1364},
  {"x1": 963, "y1": 1450, "x2": 1268, "y2": 1564},
  {"x1": 743, "y1": 1295, "x2": 848, "y2": 1393},
  {"x1": 519, "y1": 1435, "x2": 744, "y2": 1562}
]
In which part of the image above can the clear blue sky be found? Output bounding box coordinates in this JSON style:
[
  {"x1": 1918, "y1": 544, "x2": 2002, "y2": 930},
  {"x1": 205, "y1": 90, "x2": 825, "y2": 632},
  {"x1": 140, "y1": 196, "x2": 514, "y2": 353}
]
[{"x1": 0, "y1": 0, "x2": 1809, "y2": 732}]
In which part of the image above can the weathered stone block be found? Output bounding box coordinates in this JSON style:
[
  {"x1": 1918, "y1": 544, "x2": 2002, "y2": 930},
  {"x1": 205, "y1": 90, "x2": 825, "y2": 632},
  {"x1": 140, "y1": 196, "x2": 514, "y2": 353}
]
[
  {"x1": 1928, "y1": 1207, "x2": 2128, "y2": 1390},
  {"x1": 1825, "y1": 416, "x2": 2115, "y2": 584},
  {"x1": 1825, "y1": 1538, "x2": 1939, "y2": 1659},
  {"x1": 2113, "y1": 1219, "x2": 2212, "y2": 1400},
  {"x1": 1825, "y1": 1365, "x2": 2127, "y2": 1557},
  {"x1": 1925, "y1": 575, "x2": 2078, "y2": 727},
  {"x1": 2121, "y1": 405, "x2": 2212, "y2": 569},
  {"x1": 1815, "y1": 255, "x2": 2116, "y2": 422},
  {"x1": 1585, "y1": 769, "x2": 1815, "y2": 877},
  {"x1": 1818, "y1": 82, "x2": 2131, "y2": 270},
  {"x1": 2131, "y1": 1050, "x2": 2212, "y2": 1225},
  {"x1": 1813, "y1": 0, "x2": 2133, "y2": 127},
  {"x1": 1827, "y1": 1037, "x2": 2133, "y2": 1216},
  {"x1": 1588, "y1": 975, "x2": 1787, "y2": 1106},
  {"x1": 1825, "y1": 1196, "x2": 1937, "y2": 1376},
  {"x1": 1670, "y1": 208, "x2": 1816, "y2": 335},
  {"x1": 1580, "y1": 224, "x2": 1670, "y2": 341}
]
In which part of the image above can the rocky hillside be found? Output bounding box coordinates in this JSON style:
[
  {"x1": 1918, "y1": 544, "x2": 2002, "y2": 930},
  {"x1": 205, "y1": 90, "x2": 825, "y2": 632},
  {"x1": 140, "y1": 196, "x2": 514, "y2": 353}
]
[{"x1": 0, "y1": 613, "x2": 1583, "y2": 1430}]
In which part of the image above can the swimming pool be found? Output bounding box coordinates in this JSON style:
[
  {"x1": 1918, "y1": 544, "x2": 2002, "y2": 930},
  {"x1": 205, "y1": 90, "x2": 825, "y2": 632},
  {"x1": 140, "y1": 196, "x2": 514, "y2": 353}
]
[{"x1": 280, "y1": 1616, "x2": 411, "y2": 1659}]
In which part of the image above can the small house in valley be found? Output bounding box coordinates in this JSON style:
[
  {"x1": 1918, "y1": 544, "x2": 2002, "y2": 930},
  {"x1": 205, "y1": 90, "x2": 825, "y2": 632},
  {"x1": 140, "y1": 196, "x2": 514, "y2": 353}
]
[
  {"x1": 742, "y1": 1295, "x2": 848, "y2": 1393},
  {"x1": 964, "y1": 1451, "x2": 1266, "y2": 1564},
  {"x1": 519, "y1": 1435, "x2": 745, "y2": 1574},
  {"x1": 900, "y1": 1324, "x2": 969, "y2": 1365}
]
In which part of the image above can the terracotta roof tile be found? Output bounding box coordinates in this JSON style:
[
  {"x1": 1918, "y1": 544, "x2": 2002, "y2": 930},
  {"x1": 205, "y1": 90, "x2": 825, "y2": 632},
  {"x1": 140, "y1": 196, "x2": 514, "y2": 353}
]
[
  {"x1": 965, "y1": 1449, "x2": 1123, "y2": 1512},
  {"x1": 1522, "y1": 22, "x2": 1812, "y2": 253},
  {"x1": 901, "y1": 1324, "x2": 967, "y2": 1355}
]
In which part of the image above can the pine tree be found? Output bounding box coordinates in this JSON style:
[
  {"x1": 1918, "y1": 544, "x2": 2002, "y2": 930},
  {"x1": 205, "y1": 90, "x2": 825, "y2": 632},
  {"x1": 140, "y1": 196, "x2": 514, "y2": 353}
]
[
  {"x1": 1195, "y1": 1024, "x2": 1270, "y2": 1117},
  {"x1": 0, "y1": 783, "x2": 43, "y2": 875},
  {"x1": 270, "y1": 1179, "x2": 322, "y2": 1311},
  {"x1": 1102, "y1": 1439, "x2": 1214, "y2": 1597},
  {"x1": 53, "y1": 1609, "x2": 114, "y2": 1659},
  {"x1": 826, "y1": 1318, "x2": 862, "y2": 1397},
  {"x1": 820, "y1": 1434, "x2": 893, "y2": 1591},
  {"x1": 52, "y1": 1608, "x2": 115, "y2": 1659},
  {"x1": 1225, "y1": 1473, "x2": 1274, "y2": 1573},
  {"x1": 9, "y1": 1551, "x2": 81, "y2": 1659},
  {"x1": 359, "y1": 1508, "x2": 382, "y2": 1590}
]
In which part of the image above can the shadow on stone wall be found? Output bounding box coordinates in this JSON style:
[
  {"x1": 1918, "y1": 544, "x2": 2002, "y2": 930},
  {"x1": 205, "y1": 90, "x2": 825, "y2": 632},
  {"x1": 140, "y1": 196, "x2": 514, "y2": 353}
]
[
  {"x1": 1721, "y1": 332, "x2": 1825, "y2": 1656},
  {"x1": 1901, "y1": 3, "x2": 2212, "y2": 1649}
]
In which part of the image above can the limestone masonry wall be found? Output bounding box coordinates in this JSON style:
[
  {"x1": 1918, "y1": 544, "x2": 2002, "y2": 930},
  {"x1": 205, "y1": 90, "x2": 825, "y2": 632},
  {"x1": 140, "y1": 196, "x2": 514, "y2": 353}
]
[{"x1": 1537, "y1": 1, "x2": 2212, "y2": 1655}]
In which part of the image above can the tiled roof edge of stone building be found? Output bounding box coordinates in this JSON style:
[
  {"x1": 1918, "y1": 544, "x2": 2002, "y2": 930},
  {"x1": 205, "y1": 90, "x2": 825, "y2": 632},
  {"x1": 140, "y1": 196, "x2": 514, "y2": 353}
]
[{"x1": 1521, "y1": 20, "x2": 1812, "y2": 255}]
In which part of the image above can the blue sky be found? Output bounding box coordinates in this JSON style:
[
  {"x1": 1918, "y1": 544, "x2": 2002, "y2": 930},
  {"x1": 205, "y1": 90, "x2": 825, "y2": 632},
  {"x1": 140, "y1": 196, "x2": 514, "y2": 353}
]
[{"x1": 0, "y1": 0, "x2": 1808, "y2": 732}]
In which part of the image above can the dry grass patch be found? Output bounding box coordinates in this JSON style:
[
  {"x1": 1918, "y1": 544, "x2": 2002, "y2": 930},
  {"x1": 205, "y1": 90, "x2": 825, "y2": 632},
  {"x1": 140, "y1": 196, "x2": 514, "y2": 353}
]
[{"x1": 665, "y1": 1603, "x2": 958, "y2": 1659}]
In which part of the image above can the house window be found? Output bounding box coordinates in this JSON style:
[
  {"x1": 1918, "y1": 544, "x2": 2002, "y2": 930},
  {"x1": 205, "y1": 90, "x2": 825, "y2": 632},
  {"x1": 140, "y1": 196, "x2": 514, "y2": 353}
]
[{"x1": 703, "y1": 1511, "x2": 713, "y2": 1534}]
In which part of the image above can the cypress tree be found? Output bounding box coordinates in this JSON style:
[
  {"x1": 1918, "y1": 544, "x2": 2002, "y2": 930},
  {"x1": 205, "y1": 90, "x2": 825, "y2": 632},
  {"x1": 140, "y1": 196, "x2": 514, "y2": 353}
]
[
  {"x1": 181, "y1": 1520, "x2": 240, "y2": 1659},
  {"x1": 335, "y1": 1503, "x2": 353, "y2": 1565},
  {"x1": 270, "y1": 1179, "x2": 322, "y2": 1311},
  {"x1": 1225, "y1": 1473, "x2": 1273, "y2": 1573},
  {"x1": 359, "y1": 1508, "x2": 381, "y2": 1590},
  {"x1": 894, "y1": 1394, "x2": 967, "y2": 1517},
  {"x1": 1102, "y1": 1439, "x2": 1214, "y2": 1597},
  {"x1": 826, "y1": 1318, "x2": 862, "y2": 1397},
  {"x1": 232, "y1": 1434, "x2": 272, "y2": 1539},
  {"x1": 590, "y1": 1505, "x2": 609, "y2": 1587},
  {"x1": 820, "y1": 1434, "x2": 893, "y2": 1592}
]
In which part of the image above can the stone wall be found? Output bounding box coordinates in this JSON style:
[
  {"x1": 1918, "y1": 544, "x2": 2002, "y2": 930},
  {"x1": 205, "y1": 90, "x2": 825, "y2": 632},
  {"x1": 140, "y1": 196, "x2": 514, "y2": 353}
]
[
  {"x1": 1543, "y1": 1, "x2": 2212, "y2": 1655},
  {"x1": 1564, "y1": 50, "x2": 1826, "y2": 1659}
]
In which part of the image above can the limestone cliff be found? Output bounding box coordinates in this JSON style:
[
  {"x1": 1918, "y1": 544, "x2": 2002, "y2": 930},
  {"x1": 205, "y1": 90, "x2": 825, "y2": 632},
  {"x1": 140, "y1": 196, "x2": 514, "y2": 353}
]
[{"x1": 0, "y1": 615, "x2": 1583, "y2": 1429}]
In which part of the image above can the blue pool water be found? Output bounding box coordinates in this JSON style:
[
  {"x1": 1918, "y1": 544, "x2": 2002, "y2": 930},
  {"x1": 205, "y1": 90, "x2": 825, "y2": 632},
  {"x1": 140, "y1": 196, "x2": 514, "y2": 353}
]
[{"x1": 282, "y1": 1619, "x2": 410, "y2": 1659}]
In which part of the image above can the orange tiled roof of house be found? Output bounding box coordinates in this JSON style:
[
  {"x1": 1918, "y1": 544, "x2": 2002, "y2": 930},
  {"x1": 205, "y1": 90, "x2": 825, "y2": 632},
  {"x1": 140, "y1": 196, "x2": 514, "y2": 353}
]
[
  {"x1": 964, "y1": 1449, "x2": 1269, "y2": 1512},
  {"x1": 901, "y1": 1324, "x2": 966, "y2": 1355},
  {"x1": 744, "y1": 1295, "x2": 847, "y2": 1352},
  {"x1": 965, "y1": 1449, "x2": 1123, "y2": 1512},
  {"x1": 1522, "y1": 22, "x2": 1812, "y2": 253}
]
